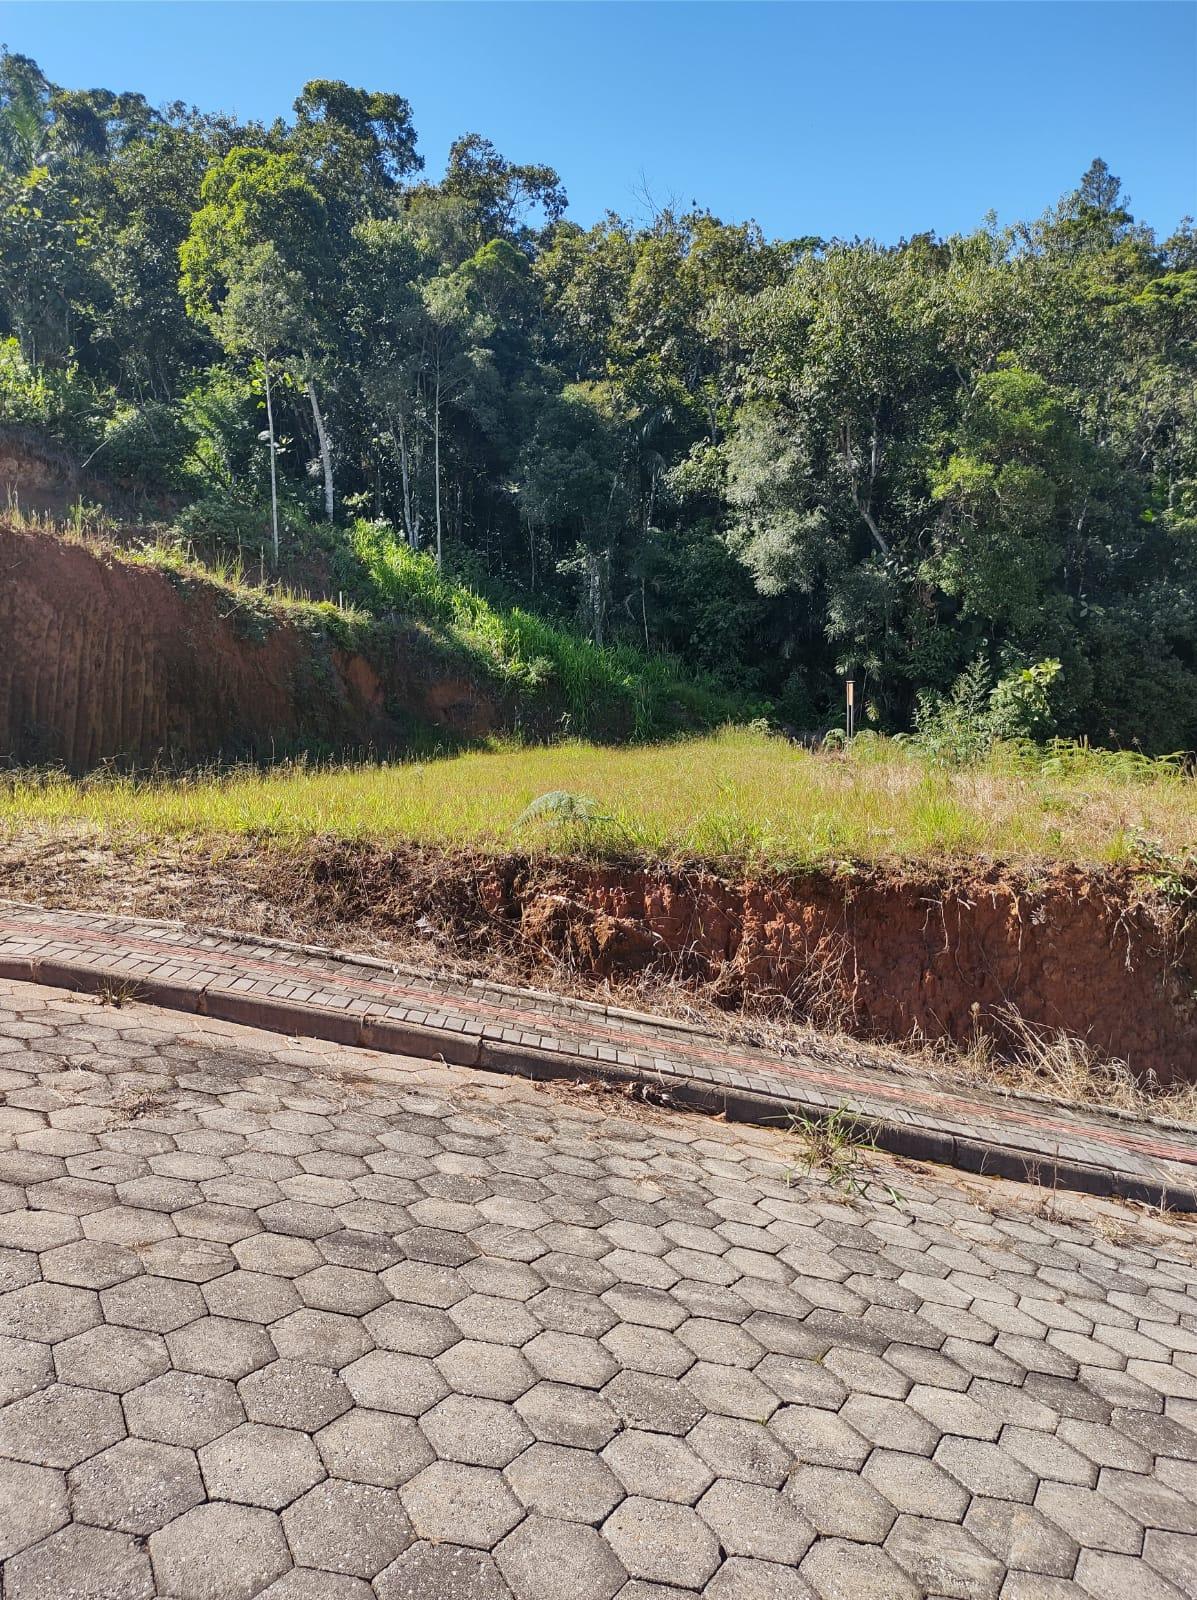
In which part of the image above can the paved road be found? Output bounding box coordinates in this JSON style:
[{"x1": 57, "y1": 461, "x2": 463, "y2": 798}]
[{"x1": 0, "y1": 979, "x2": 1196, "y2": 1599}]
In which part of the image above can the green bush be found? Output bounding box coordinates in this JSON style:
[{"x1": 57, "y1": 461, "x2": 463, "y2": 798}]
[{"x1": 346, "y1": 519, "x2": 749, "y2": 738}]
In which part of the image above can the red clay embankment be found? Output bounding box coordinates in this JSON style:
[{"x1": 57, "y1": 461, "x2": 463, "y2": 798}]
[
  {"x1": 0, "y1": 526, "x2": 500, "y2": 767},
  {"x1": 296, "y1": 846, "x2": 1197, "y2": 1086}
]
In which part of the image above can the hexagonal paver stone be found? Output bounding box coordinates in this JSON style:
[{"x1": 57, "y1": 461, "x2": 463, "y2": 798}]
[
  {"x1": 784, "y1": 1464, "x2": 897, "y2": 1542},
  {"x1": 239, "y1": 1359, "x2": 353, "y2": 1431},
  {"x1": 1076, "y1": 1549, "x2": 1191, "y2": 1600},
  {"x1": 602, "y1": 1372, "x2": 706, "y2": 1436},
  {"x1": 282, "y1": 1479, "x2": 414, "y2": 1578},
  {"x1": 496, "y1": 1513, "x2": 627, "y2": 1600},
  {"x1": 0, "y1": 1332, "x2": 54, "y2": 1406},
  {"x1": 149, "y1": 1501, "x2": 292, "y2": 1600},
  {"x1": 935, "y1": 1435, "x2": 1040, "y2": 1503},
  {"x1": 0, "y1": 1382, "x2": 125, "y2": 1467},
  {"x1": 436, "y1": 1339, "x2": 536, "y2": 1402},
  {"x1": 507, "y1": 1441, "x2": 624, "y2": 1522},
  {"x1": 515, "y1": 1381, "x2": 621, "y2": 1448},
  {"x1": 54, "y1": 1324, "x2": 170, "y2": 1394},
  {"x1": 704, "y1": 1555, "x2": 819, "y2": 1600},
  {"x1": 40, "y1": 1239, "x2": 140, "y2": 1289},
  {"x1": 0, "y1": 1281, "x2": 101, "y2": 1341},
  {"x1": 800, "y1": 1537, "x2": 920, "y2": 1600},
  {"x1": 964, "y1": 1498, "x2": 1079, "y2": 1578},
  {"x1": 687, "y1": 1415, "x2": 794, "y2": 1487},
  {"x1": 83, "y1": 1206, "x2": 175, "y2": 1247},
  {"x1": 342, "y1": 1349, "x2": 449, "y2": 1415},
  {"x1": 402, "y1": 1460, "x2": 525, "y2": 1550},
  {"x1": 770, "y1": 1405, "x2": 870, "y2": 1470},
  {"x1": 69, "y1": 1437, "x2": 204, "y2": 1534},
  {"x1": 233, "y1": 1232, "x2": 324, "y2": 1277},
  {"x1": 167, "y1": 1315, "x2": 277, "y2": 1380},
  {"x1": 862, "y1": 1447, "x2": 972, "y2": 1521},
  {"x1": 99, "y1": 1273, "x2": 205, "y2": 1333},
  {"x1": 0, "y1": 1458, "x2": 69, "y2": 1558},
  {"x1": 885, "y1": 1514, "x2": 1006, "y2": 1600},
  {"x1": 683, "y1": 1362, "x2": 779, "y2": 1423},
  {"x1": 137, "y1": 1236, "x2": 235, "y2": 1282},
  {"x1": 602, "y1": 1429, "x2": 713, "y2": 1505},
  {"x1": 601, "y1": 1322, "x2": 694, "y2": 1378},
  {"x1": 317, "y1": 1407, "x2": 434, "y2": 1488},
  {"x1": 203, "y1": 1269, "x2": 301, "y2": 1323},
  {"x1": 376, "y1": 1541, "x2": 514, "y2": 1600},
  {"x1": 271, "y1": 1308, "x2": 373, "y2": 1368},
  {"x1": 523, "y1": 1330, "x2": 620, "y2": 1388},
  {"x1": 0, "y1": 1210, "x2": 80, "y2": 1253},
  {"x1": 421, "y1": 1393, "x2": 534, "y2": 1468},
  {"x1": 365, "y1": 1299, "x2": 460, "y2": 1355},
  {"x1": 259, "y1": 1572, "x2": 374, "y2": 1600},
  {"x1": 697, "y1": 1479, "x2": 815, "y2": 1565},
  {"x1": 293, "y1": 1265, "x2": 389, "y2": 1316},
  {"x1": 4, "y1": 1523, "x2": 155, "y2": 1600},
  {"x1": 123, "y1": 1369, "x2": 245, "y2": 1448},
  {"x1": 602, "y1": 1496, "x2": 720, "y2": 1588},
  {"x1": 200, "y1": 1421, "x2": 326, "y2": 1509}
]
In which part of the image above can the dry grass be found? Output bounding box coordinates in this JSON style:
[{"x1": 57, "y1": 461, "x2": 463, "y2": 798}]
[
  {"x1": 1, "y1": 727, "x2": 1194, "y2": 870},
  {"x1": 952, "y1": 1005, "x2": 1197, "y2": 1124}
]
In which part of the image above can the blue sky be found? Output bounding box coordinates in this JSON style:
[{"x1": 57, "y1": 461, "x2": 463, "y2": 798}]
[{"x1": 5, "y1": 2, "x2": 1194, "y2": 241}]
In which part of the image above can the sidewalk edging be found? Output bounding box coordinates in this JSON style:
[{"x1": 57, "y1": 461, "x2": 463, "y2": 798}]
[{"x1": 2, "y1": 945, "x2": 1194, "y2": 1213}]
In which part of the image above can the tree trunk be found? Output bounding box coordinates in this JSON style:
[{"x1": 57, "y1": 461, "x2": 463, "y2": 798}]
[
  {"x1": 263, "y1": 349, "x2": 280, "y2": 566},
  {"x1": 397, "y1": 408, "x2": 417, "y2": 548},
  {"x1": 433, "y1": 371, "x2": 443, "y2": 572},
  {"x1": 305, "y1": 360, "x2": 334, "y2": 520}
]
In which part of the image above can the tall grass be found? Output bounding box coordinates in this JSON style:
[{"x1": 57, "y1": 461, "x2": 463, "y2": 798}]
[
  {"x1": 3, "y1": 728, "x2": 1194, "y2": 870},
  {"x1": 348, "y1": 521, "x2": 745, "y2": 738}
]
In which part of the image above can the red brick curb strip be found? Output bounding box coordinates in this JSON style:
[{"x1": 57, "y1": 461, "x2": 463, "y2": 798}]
[{"x1": 1, "y1": 900, "x2": 1195, "y2": 1211}]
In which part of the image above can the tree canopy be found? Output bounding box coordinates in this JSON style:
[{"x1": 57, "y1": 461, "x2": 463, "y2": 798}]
[{"x1": 2, "y1": 48, "x2": 1195, "y2": 750}]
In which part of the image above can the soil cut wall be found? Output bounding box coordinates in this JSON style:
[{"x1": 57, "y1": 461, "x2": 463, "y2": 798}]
[
  {"x1": 297, "y1": 846, "x2": 1197, "y2": 1086},
  {"x1": 0, "y1": 526, "x2": 501, "y2": 767}
]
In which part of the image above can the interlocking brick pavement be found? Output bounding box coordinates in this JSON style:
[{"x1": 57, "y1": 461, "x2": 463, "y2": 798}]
[
  {"x1": 1, "y1": 901, "x2": 1196, "y2": 1209},
  {"x1": 1, "y1": 978, "x2": 1197, "y2": 1596}
]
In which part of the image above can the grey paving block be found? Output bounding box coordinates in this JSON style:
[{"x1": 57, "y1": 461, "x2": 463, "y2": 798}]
[
  {"x1": 800, "y1": 1537, "x2": 921, "y2": 1600},
  {"x1": 604, "y1": 1496, "x2": 721, "y2": 1587},
  {"x1": 316, "y1": 1405, "x2": 434, "y2": 1487},
  {"x1": 123, "y1": 1368, "x2": 246, "y2": 1448},
  {"x1": 496, "y1": 1511, "x2": 627, "y2": 1600},
  {"x1": 69, "y1": 1436, "x2": 204, "y2": 1534},
  {"x1": 149, "y1": 1500, "x2": 292, "y2": 1599},
  {"x1": 421, "y1": 1393, "x2": 534, "y2": 1467},
  {"x1": 0, "y1": 1457, "x2": 69, "y2": 1559},
  {"x1": 282, "y1": 1478, "x2": 414, "y2": 1577},
  {"x1": 510, "y1": 1440, "x2": 625, "y2": 1520},
  {"x1": 602, "y1": 1428, "x2": 713, "y2": 1505},
  {"x1": 696, "y1": 1479, "x2": 815, "y2": 1565},
  {"x1": 784, "y1": 1463, "x2": 897, "y2": 1541},
  {"x1": 199, "y1": 1420, "x2": 325, "y2": 1509},
  {"x1": 885, "y1": 1513, "x2": 1006, "y2": 1600},
  {"x1": 376, "y1": 1541, "x2": 514, "y2": 1600},
  {"x1": 0, "y1": 1381, "x2": 125, "y2": 1467},
  {"x1": 402, "y1": 1459, "x2": 524, "y2": 1549},
  {"x1": 239, "y1": 1358, "x2": 353, "y2": 1431},
  {"x1": 4, "y1": 1523, "x2": 155, "y2": 1600}
]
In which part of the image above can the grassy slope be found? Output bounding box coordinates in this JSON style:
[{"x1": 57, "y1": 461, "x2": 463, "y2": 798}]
[{"x1": 4, "y1": 728, "x2": 1194, "y2": 870}]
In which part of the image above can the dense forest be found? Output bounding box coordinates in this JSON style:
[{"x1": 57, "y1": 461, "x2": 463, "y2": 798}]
[{"x1": 1, "y1": 49, "x2": 1195, "y2": 749}]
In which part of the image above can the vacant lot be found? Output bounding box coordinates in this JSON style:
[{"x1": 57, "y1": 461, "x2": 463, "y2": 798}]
[{"x1": 2, "y1": 729, "x2": 1194, "y2": 869}]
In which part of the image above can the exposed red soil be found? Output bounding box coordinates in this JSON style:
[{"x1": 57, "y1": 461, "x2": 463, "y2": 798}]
[
  {"x1": 2, "y1": 828, "x2": 1193, "y2": 1086},
  {"x1": 0, "y1": 526, "x2": 502, "y2": 767},
  {"x1": 287, "y1": 846, "x2": 1197, "y2": 1088}
]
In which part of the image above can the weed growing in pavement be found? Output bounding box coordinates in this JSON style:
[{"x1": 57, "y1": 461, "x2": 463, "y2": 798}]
[
  {"x1": 94, "y1": 979, "x2": 142, "y2": 1008},
  {"x1": 785, "y1": 1102, "x2": 904, "y2": 1205}
]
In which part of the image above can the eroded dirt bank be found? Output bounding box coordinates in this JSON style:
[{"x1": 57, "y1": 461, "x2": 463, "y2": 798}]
[
  {"x1": 0, "y1": 526, "x2": 502, "y2": 766},
  {"x1": 4, "y1": 830, "x2": 1195, "y2": 1088}
]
